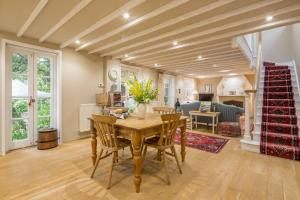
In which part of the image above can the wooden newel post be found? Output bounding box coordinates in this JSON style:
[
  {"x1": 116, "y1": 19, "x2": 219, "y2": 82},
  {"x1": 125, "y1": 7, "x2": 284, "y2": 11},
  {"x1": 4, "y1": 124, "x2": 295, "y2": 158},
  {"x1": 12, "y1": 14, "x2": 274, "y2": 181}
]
[{"x1": 244, "y1": 90, "x2": 256, "y2": 141}]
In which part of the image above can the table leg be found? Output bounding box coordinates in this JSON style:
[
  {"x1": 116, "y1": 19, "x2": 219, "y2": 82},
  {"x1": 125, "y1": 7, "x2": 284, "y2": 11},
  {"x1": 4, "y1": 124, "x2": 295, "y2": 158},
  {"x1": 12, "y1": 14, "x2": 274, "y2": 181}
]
[
  {"x1": 180, "y1": 122, "x2": 187, "y2": 162},
  {"x1": 212, "y1": 116, "x2": 215, "y2": 134},
  {"x1": 90, "y1": 119, "x2": 97, "y2": 166},
  {"x1": 190, "y1": 115, "x2": 193, "y2": 131},
  {"x1": 216, "y1": 116, "x2": 219, "y2": 133},
  {"x1": 131, "y1": 130, "x2": 142, "y2": 193}
]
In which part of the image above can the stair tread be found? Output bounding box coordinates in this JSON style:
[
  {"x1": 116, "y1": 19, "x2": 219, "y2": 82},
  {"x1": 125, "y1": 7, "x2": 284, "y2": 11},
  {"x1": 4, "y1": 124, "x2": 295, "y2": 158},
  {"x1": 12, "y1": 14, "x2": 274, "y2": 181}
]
[
  {"x1": 261, "y1": 122, "x2": 298, "y2": 128},
  {"x1": 262, "y1": 131, "x2": 299, "y2": 138},
  {"x1": 261, "y1": 142, "x2": 300, "y2": 150}
]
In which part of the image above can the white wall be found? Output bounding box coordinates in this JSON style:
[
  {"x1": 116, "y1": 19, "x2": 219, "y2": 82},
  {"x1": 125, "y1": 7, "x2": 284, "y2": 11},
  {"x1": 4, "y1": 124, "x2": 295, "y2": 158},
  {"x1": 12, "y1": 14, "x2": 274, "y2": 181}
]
[
  {"x1": 262, "y1": 26, "x2": 293, "y2": 63},
  {"x1": 291, "y1": 23, "x2": 300, "y2": 79},
  {"x1": 61, "y1": 48, "x2": 103, "y2": 141},
  {"x1": 262, "y1": 23, "x2": 300, "y2": 80}
]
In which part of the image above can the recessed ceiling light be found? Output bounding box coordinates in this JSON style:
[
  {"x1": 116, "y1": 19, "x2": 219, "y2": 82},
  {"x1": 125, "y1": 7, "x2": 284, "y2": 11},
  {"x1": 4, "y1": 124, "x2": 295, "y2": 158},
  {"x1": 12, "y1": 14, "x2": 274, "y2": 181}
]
[
  {"x1": 123, "y1": 12, "x2": 130, "y2": 19},
  {"x1": 188, "y1": 73, "x2": 194, "y2": 76},
  {"x1": 173, "y1": 41, "x2": 178, "y2": 46},
  {"x1": 75, "y1": 40, "x2": 80, "y2": 44},
  {"x1": 124, "y1": 54, "x2": 129, "y2": 58},
  {"x1": 266, "y1": 16, "x2": 273, "y2": 21},
  {"x1": 219, "y1": 69, "x2": 231, "y2": 73},
  {"x1": 198, "y1": 55, "x2": 202, "y2": 60},
  {"x1": 228, "y1": 73, "x2": 238, "y2": 76},
  {"x1": 154, "y1": 63, "x2": 158, "y2": 67}
]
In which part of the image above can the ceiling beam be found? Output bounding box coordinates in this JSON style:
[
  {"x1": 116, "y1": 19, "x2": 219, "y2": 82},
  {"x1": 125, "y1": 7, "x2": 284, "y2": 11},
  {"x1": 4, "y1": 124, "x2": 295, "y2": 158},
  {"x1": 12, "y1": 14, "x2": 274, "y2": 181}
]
[
  {"x1": 142, "y1": 52, "x2": 245, "y2": 66},
  {"x1": 122, "y1": 41, "x2": 231, "y2": 60},
  {"x1": 113, "y1": 15, "x2": 300, "y2": 59},
  {"x1": 60, "y1": 0, "x2": 146, "y2": 48},
  {"x1": 39, "y1": 0, "x2": 92, "y2": 42},
  {"x1": 76, "y1": 0, "x2": 190, "y2": 51},
  {"x1": 17, "y1": 0, "x2": 48, "y2": 37},
  {"x1": 134, "y1": 45, "x2": 233, "y2": 62},
  {"x1": 88, "y1": 0, "x2": 236, "y2": 54},
  {"x1": 160, "y1": 57, "x2": 247, "y2": 69},
  {"x1": 160, "y1": 60, "x2": 249, "y2": 70},
  {"x1": 157, "y1": 64, "x2": 250, "y2": 73},
  {"x1": 96, "y1": 0, "x2": 283, "y2": 55},
  {"x1": 141, "y1": 49, "x2": 241, "y2": 65}
]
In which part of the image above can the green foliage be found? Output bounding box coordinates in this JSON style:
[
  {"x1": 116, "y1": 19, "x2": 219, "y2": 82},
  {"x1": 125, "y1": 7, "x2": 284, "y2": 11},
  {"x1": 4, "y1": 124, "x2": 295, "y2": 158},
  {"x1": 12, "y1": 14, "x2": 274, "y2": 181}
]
[
  {"x1": 126, "y1": 76, "x2": 158, "y2": 104},
  {"x1": 12, "y1": 120, "x2": 28, "y2": 140}
]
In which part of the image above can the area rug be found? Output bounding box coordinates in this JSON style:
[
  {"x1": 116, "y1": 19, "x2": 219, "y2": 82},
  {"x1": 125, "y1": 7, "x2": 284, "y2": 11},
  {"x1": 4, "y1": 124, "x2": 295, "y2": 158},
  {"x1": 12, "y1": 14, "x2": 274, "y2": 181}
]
[{"x1": 174, "y1": 132, "x2": 229, "y2": 153}]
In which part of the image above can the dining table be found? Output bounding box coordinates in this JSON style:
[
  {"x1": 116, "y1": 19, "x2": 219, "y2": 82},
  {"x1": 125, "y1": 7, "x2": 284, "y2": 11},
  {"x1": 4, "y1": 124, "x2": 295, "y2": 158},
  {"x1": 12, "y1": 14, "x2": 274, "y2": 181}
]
[{"x1": 89, "y1": 113, "x2": 188, "y2": 193}]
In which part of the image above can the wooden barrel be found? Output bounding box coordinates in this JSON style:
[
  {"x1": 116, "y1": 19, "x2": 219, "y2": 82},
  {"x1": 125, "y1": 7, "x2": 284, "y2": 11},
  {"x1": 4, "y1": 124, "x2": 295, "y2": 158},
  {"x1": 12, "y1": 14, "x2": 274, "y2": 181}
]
[{"x1": 37, "y1": 128, "x2": 58, "y2": 150}]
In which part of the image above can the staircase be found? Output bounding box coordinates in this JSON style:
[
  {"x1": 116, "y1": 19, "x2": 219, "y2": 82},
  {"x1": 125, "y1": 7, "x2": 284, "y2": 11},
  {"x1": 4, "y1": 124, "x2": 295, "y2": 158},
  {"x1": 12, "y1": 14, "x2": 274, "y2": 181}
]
[{"x1": 253, "y1": 61, "x2": 300, "y2": 160}]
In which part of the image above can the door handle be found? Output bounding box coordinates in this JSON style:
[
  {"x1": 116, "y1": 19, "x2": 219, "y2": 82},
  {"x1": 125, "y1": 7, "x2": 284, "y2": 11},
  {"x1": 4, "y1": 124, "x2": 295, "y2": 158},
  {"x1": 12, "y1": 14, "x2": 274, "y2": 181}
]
[{"x1": 28, "y1": 96, "x2": 36, "y2": 106}]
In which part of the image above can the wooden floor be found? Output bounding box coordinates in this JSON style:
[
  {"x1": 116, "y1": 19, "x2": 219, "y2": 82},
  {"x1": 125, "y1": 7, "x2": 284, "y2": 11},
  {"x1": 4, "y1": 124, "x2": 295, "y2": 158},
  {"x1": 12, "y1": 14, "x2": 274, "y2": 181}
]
[{"x1": 1, "y1": 130, "x2": 300, "y2": 200}]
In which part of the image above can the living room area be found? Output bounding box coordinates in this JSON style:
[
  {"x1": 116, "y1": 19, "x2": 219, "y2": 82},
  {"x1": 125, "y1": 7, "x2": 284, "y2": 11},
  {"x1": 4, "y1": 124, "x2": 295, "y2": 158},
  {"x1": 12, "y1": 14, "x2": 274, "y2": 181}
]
[{"x1": 1, "y1": 0, "x2": 300, "y2": 199}]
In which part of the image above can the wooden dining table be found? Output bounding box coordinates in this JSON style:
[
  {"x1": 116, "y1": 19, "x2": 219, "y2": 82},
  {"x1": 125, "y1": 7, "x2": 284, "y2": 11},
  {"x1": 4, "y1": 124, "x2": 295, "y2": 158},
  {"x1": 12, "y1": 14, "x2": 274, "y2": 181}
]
[{"x1": 89, "y1": 113, "x2": 187, "y2": 193}]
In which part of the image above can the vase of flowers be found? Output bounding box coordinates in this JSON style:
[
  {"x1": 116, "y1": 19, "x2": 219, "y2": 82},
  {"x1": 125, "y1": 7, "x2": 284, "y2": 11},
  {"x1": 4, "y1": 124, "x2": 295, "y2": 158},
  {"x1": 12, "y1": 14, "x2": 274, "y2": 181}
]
[{"x1": 127, "y1": 76, "x2": 158, "y2": 119}]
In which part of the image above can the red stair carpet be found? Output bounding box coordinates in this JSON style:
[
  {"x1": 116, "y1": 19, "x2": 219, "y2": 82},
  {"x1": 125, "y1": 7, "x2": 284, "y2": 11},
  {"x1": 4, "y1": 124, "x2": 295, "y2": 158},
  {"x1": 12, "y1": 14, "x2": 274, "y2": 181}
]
[{"x1": 260, "y1": 61, "x2": 300, "y2": 160}]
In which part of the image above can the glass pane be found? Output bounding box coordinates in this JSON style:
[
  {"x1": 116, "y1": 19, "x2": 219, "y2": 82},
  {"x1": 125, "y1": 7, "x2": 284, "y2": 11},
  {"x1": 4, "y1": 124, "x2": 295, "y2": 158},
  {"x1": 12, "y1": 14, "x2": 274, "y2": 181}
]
[
  {"x1": 37, "y1": 57, "x2": 51, "y2": 77},
  {"x1": 12, "y1": 119, "x2": 28, "y2": 140},
  {"x1": 12, "y1": 53, "x2": 28, "y2": 74},
  {"x1": 12, "y1": 98, "x2": 29, "y2": 118},
  {"x1": 37, "y1": 77, "x2": 51, "y2": 94},
  {"x1": 37, "y1": 117, "x2": 51, "y2": 129},
  {"x1": 12, "y1": 74, "x2": 28, "y2": 97},
  {"x1": 37, "y1": 98, "x2": 51, "y2": 116}
]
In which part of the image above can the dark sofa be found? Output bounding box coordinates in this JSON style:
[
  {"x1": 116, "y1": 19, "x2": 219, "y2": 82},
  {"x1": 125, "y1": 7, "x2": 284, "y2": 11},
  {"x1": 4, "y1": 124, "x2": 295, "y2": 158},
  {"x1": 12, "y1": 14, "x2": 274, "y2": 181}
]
[{"x1": 179, "y1": 101, "x2": 244, "y2": 124}]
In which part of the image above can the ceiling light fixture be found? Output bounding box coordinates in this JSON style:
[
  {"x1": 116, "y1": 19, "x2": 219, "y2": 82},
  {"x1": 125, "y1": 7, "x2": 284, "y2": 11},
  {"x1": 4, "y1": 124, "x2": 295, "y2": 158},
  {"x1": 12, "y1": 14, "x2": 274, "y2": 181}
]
[
  {"x1": 228, "y1": 73, "x2": 238, "y2": 76},
  {"x1": 173, "y1": 41, "x2": 178, "y2": 46},
  {"x1": 75, "y1": 40, "x2": 80, "y2": 44},
  {"x1": 266, "y1": 15, "x2": 273, "y2": 21},
  {"x1": 124, "y1": 54, "x2": 129, "y2": 58},
  {"x1": 198, "y1": 55, "x2": 202, "y2": 59},
  {"x1": 123, "y1": 12, "x2": 130, "y2": 19},
  {"x1": 219, "y1": 69, "x2": 231, "y2": 73},
  {"x1": 154, "y1": 63, "x2": 158, "y2": 67},
  {"x1": 188, "y1": 73, "x2": 194, "y2": 76}
]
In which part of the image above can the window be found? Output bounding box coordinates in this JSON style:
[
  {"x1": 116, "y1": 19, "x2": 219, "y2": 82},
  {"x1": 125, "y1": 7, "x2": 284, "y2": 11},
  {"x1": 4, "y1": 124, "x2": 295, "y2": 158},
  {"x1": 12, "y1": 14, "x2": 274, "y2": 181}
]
[{"x1": 121, "y1": 68, "x2": 137, "y2": 112}]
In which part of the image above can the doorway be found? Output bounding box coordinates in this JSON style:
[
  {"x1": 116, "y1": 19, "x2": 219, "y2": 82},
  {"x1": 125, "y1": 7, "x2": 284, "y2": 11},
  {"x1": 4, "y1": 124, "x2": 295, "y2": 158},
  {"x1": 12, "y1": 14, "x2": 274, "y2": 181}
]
[{"x1": 5, "y1": 45, "x2": 58, "y2": 150}]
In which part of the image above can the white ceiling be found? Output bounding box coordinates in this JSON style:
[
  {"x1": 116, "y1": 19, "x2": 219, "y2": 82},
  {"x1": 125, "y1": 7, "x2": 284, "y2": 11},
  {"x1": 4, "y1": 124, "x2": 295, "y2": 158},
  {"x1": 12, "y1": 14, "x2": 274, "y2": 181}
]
[{"x1": 1, "y1": 0, "x2": 300, "y2": 77}]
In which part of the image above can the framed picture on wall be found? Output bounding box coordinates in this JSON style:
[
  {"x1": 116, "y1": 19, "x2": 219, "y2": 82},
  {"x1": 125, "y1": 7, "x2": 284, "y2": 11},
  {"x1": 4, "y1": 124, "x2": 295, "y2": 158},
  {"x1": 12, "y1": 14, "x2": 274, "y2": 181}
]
[{"x1": 204, "y1": 84, "x2": 212, "y2": 93}]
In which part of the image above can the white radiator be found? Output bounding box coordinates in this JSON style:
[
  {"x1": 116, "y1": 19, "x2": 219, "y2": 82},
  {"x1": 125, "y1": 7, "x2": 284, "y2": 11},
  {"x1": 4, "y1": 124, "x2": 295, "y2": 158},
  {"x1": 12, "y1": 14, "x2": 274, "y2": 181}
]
[{"x1": 79, "y1": 104, "x2": 102, "y2": 132}]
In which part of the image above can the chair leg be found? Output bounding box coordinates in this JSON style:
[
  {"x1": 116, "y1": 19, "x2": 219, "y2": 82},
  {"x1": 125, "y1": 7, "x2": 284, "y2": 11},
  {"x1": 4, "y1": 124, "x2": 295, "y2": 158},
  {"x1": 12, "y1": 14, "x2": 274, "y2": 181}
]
[
  {"x1": 129, "y1": 145, "x2": 134, "y2": 158},
  {"x1": 162, "y1": 150, "x2": 170, "y2": 185},
  {"x1": 142, "y1": 145, "x2": 147, "y2": 162},
  {"x1": 107, "y1": 152, "x2": 115, "y2": 189},
  {"x1": 157, "y1": 150, "x2": 162, "y2": 161},
  {"x1": 90, "y1": 148, "x2": 104, "y2": 178},
  {"x1": 115, "y1": 151, "x2": 119, "y2": 163},
  {"x1": 171, "y1": 146, "x2": 182, "y2": 174}
]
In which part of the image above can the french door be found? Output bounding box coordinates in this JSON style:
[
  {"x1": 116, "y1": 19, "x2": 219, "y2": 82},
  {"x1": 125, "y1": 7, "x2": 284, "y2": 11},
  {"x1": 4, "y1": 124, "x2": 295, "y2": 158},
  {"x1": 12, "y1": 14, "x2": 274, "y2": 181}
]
[{"x1": 6, "y1": 45, "x2": 57, "y2": 150}]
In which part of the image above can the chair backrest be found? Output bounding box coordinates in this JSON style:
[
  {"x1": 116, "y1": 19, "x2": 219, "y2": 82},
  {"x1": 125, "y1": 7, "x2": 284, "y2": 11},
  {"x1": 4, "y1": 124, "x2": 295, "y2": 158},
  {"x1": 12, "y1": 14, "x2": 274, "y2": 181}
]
[
  {"x1": 153, "y1": 106, "x2": 175, "y2": 114},
  {"x1": 158, "y1": 113, "x2": 181, "y2": 146},
  {"x1": 92, "y1": 115, "x2": 118, "y2": 148}
]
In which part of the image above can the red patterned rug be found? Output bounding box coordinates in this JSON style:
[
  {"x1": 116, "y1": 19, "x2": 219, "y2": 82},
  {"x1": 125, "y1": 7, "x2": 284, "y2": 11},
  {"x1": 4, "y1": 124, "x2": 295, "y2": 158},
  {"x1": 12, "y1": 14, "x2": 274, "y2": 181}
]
[
  {"x1": 261, "y1": 61, "x2": 300, "y2": 160},
  {"x1": 174, "y1": 132, "x2": 229, "y2": 153}
]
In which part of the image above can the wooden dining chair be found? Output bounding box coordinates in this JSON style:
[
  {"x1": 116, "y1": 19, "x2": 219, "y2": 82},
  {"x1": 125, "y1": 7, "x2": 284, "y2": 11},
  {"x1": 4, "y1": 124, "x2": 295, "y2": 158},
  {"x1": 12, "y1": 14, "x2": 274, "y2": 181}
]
[
  {"x1": 153, "y1": 106, "x2": 175, "y2": 114},
  {"x1": 142, "y1": 113, "x2": 182, "y2": 185},
  {"x1": 90, "y1": 115, "x2": 133, "y2": 189}
]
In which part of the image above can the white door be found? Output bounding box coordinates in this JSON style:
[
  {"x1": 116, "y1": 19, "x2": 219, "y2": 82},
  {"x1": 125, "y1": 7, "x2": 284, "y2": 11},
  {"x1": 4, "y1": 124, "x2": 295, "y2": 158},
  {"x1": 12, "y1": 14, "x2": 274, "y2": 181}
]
[{"x1": 6, "y1": 46, "x2": 57, "y2": 150}]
